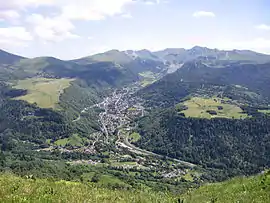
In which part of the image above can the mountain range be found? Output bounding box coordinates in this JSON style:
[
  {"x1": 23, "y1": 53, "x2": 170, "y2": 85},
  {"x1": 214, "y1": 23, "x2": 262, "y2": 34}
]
[
  {"x1": 2, "y1": 46, "x2": 270, "y2": 73},
  {"x1": 1, "y1": 47, "x2": 270, "y2": 92}
]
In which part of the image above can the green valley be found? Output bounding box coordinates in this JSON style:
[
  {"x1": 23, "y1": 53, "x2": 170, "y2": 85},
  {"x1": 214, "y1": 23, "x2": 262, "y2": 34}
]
[{"x1": 1, "y1": 46, "x2": 270, "y2": 202}]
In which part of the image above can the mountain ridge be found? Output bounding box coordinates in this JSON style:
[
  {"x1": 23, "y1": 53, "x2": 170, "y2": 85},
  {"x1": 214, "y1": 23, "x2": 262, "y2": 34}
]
[
  {"x1": 0, "y1": 49, "x2": 26, "y2": 65},
  {"x1": 2, "y1": 46, "x2": 270, "y2": 67}
]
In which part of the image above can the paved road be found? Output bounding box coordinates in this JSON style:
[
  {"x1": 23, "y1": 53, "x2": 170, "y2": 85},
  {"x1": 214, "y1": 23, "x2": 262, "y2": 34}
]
[{"x1": 117, "y1": 136, "x2": 196, "y2": 167}]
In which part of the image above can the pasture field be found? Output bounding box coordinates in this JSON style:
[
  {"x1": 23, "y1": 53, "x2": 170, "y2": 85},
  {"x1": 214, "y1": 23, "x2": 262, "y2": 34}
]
[
  {"x1": 178, "y1": 97, "x2": 249, "y2": 119},
  {"x1": 128, "y1": 132, "x2": 141, "y2": 143},
  {"x1": 258, "y1": 109, "x2": 270, "y2": 114},
  {"x1": 141, "y1": 79, "x2": 156, "y2": 87},
  {"x1": 139, "y1": 71, "x2": 156, "y2": 79},
  {"x1": 54, "y1": 134, "x2": 87, "y2": 147},
  {"x1": 13, "y1": 77, "x2": 74, "y2": 109},
  {"x1": 139, "y1": 71, "x2": 157, "y2": 87}
]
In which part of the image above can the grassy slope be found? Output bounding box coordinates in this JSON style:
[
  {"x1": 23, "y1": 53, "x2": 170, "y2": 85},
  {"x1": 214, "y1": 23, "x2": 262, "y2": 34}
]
[
  {"x1": 85, "y1": 50, "x2": 132, "y2": 64},
  {"x1": 179, "y1": 97, "x2": 249, "y2": 119},
  {"x1": 0, "y1": 49, "x2": 25, "y2": 65},
  {"x1": 258, "y1": 109, "x2": 270, "y2": 114},
  {"x1": 128, "y1": 132, "x2": 141, "y2": 143},
  {"x1": 0, "y1": 174, "x2": 177, "y2": 203},
  {"x1": 1, "y1": 172, "x2": 269, "y2": 203},
  {"x1": 13, "y1": 78, "x2": 74, "y2": 109},
  {"x1": 182, "y1": 171, "x2": 270, "y2": 203},
  {"x1": 54, "y1": 134, "x2": 87, "y2": 147},
  {"x1": 139, "y1": 71, "x2": 158, "y2": 87}
]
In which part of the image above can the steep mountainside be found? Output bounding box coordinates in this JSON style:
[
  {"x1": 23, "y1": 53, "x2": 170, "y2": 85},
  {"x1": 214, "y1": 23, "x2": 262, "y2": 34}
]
[
  {"x1": 0, "y1": 49, "x2": 25, "y2": 65},
  {"x1": 0, "y1": 50, "x2": 139, "y2": 155},
  {"x1": 73, "y1": 47, "x2": 270, "y2": 78},
  {"x1": 73, "y1": 49, "x2": 168, "y2": 75},
  {"x1": 136, "y1": 108, "x2": 270, "y2": 177},
  {"x1": 138, "y1": 61, "x2": 270, "y2": 107},
  {"x1": 134, "y1": 60, "x2": 270, "y2": 179},
  {"x1": 11, "y1": 57, "x2": 138, "y2": 86}
]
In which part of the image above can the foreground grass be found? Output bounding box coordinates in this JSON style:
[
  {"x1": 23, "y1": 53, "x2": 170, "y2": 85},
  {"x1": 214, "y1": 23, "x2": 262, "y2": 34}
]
[
  {"x1": 182, "y1": 171, "x2": 270, "y2": 203},
  {"x1": 13, "y1": 77, "x2": 74, "y2": 109},
  {"x1": 179, "y1": 97, "x2": 248, "y2": 119},
  {"x1": 0, "y1": 174, "x2": 178, "y2": 203},
  {"x1": 1, "y1": 172, "x2": 269, "y2": 203}
]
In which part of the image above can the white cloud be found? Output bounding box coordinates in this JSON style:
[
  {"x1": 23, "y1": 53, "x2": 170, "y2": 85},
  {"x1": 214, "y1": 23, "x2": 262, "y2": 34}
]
[
  {"x1": 255, "y1": 24, "x2": 270, "y2": 31},
  {"x1": 0, "y1": 27, "x2": 33, "y2": 41},
  {"x1": 0, "y1": 26, "x2": 33, "y2": 47},
  {"x1": 61, "y1": 0, "x2": 134, "y2": 21},
  {"x1": 121, "y1": 13, "x2": 133, "y2": 18},
  {"x1": 144, "y1": 1, "x2": 156, "y2": 5},
  {"x1": 0, "y1": 0, "x2": 163, "y2": 23},
  {"x1": 193, "y1": 11, "x2": 216, "y2": 18},
  {"x1": 1, "y1": 0, "x2": 158, "y2": 21},
  {"x1": 26, "y1": 14, "x2": 80, "y2": 42},
  {"x1": 142, "y1": 0, "x2": 165, "y2": 5},
  {"x1": 0, "y1": 0, "x2": 163, "y2": 48},
  {"x1": 0, "y1": 0, "x2": 54, "y2": 10},
  {"x1": 0, "y1": 10, "x2": 20, "y2": 21}
]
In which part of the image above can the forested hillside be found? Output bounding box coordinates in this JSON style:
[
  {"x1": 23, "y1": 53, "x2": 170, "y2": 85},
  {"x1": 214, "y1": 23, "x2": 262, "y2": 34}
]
[
  {"x1": 138, "y1": 61, "x2": 270, "y2": 108},
  {"x1": 134, "y1": 60, "x2": 270, "y2": 181},
  {"x1": 136, "y1": 108, "x2": 270, "y2": 179},
  {"x1": 0, "y1": 51, "x2": 139, "y2": 183},
  {"x1": 0, "y1": 49, "x2": 25, "y2": 65}
]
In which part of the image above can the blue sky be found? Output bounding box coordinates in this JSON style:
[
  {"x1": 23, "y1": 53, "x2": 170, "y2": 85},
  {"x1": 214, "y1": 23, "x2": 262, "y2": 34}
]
[{"x1": 0, "y1": 0, "x2": 269, "y2": 59}]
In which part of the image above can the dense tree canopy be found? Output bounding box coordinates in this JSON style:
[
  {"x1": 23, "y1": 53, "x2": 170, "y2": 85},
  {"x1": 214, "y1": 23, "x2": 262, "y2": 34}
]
[{"x1": 136, "y1": 108, "x2": 270, "y2": 177}]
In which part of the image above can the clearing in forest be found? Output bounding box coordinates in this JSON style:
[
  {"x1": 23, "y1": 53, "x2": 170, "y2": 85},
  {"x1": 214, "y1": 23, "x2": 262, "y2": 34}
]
[
  {"x1": 139, "y1": 71, "x2": 157, "y2": 87},
  {"x1": 177, "y1": 97, "x2": 249, "y2": 119},
  {"x1": 53, "y1": 134, "x2": 88, "y2": 147},
  {"x1": 128, "y1": 132, "x2": 141, "y2": 143},
  {"x1": 13, "y1": 77, "x2": 74, "y2": 109}
]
